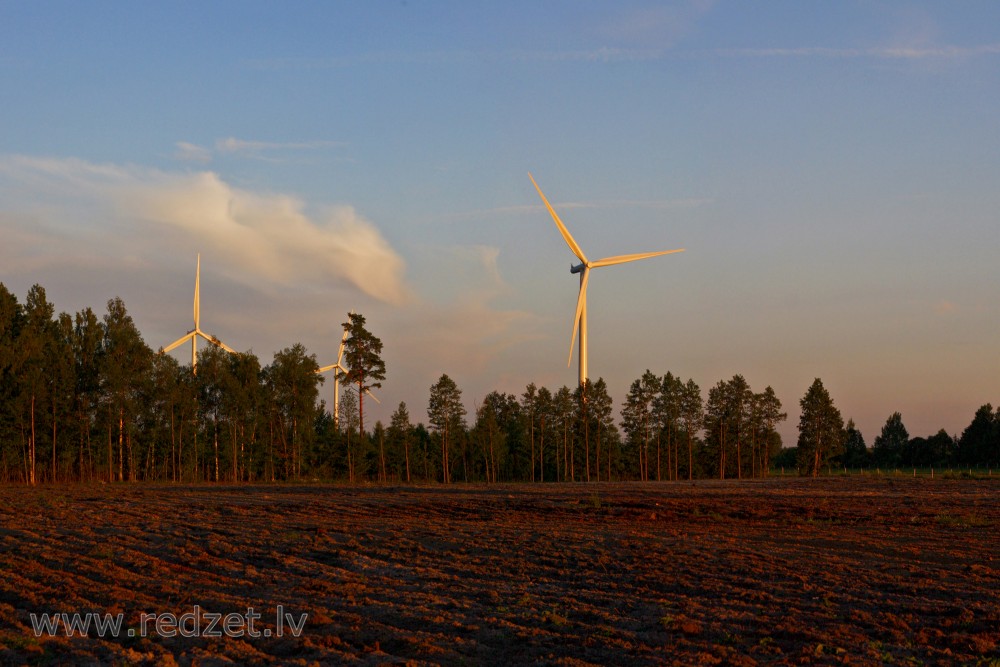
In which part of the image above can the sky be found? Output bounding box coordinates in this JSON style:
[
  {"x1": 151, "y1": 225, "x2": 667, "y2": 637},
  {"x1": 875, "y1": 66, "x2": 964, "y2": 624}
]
[{"x1": 2, "y1": 1, "x2": 998, "y2": 448}]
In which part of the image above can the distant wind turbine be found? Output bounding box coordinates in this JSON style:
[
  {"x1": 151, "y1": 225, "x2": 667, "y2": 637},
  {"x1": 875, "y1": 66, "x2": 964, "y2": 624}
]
[
  {"x1": 161, "y1": 254, "x2": 237, "y2": 373},
  {"x1": 316, "y1": 315, "x2": 380, "y2": 426},
  {"x1": 529, "y1": 173, "x2": 685, "y2": 386}
]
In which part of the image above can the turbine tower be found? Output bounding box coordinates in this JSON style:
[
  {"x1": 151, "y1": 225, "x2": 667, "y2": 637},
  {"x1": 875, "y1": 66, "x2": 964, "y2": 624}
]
[
  {"x1": 529, "y1": 173, "x2": 684, "y2": 386},
  {"x1": 161, "y1": 254, "x2": 237, "y2": 373},
  {"x1": 316, "y1": 316, "x2": 380, "y2": 426}
]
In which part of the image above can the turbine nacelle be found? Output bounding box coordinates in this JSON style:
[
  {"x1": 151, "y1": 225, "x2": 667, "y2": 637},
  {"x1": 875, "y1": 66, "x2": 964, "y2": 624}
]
[{"x1": 570, "y1": 263, "x2": 586, "y2": 274}]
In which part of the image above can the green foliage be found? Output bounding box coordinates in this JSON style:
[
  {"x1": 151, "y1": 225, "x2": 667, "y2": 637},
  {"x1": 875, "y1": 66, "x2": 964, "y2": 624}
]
[
  {"x1": 338, "y1": 312, "x2": 386, "y2": 437},
  {"x1": 427, "y1": 374, "x2": 466, "y2": 483},
  {"x1": 873, "y1": 412, "x2": 908, "y2": 467},
  {"x1": 958, "y1": 404, "x2": 999, "y2": 468},
  {"x1": 797, "y1": 379, "x2": 844, "y2": 477},
  {"x1": 838, "y1": 419, "x2": 870, "y2": 468},
  {"x1": 1, "y1": 280, "x2": 998, "y2": 484}
]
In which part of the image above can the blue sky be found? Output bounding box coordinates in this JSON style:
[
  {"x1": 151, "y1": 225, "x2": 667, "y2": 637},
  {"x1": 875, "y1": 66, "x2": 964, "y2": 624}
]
[{"x1": 2, "y1": 1, "x2": 998, "y2": 446}]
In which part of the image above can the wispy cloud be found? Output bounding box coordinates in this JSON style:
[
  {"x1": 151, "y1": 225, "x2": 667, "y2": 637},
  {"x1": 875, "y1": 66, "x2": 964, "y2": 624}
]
[
  {"x1": 457, "y1": 198, "x2": 710, "y2": 221},
  {"x1": 174, "y1": 142, "x2": 212, "y2": 163},
  {"x1": 245, "y1": 35, "x2": 1000, "y2": 74},
  {"x1": 392, "y1": 245, "x2": 541, "y2": 378},
  {"x1": 215, "y1": 137, "x2": 345, "y2": 156},
  {"x1": 0, "y1": 155, "x2": 410, "y2": 304},
  {"x1": 713, "y1": 44, "x2": 1000, "y2": 60},
  {"x1": 173, "y1": 137, "x2": 346, "y2": 163}
]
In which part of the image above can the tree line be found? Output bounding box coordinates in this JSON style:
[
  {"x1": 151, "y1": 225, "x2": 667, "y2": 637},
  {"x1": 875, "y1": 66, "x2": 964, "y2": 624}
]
[{"x1": 1, "y1": 283, "x2": 997, "y2": 484}]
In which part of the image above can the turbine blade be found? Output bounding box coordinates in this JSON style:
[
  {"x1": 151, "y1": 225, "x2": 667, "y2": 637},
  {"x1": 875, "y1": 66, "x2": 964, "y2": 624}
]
[
  {"x1": 215, "y1": 340, "x2": 238, "y2": 354},
  {"x1": 365, "y1": 388, "x2": 382, "y2": 404},
  {"x1": 317, "y1": 364, "x2": 339, "y2": 374},
  {"x1": 337, "y1": 327, "x2": 348, "y2": 364},
  {"x1": 528, "y1": 173, "x2": 589, "y2": 265},
  {"x1": 193, "y1": 253, "x2": 201, "y2": 329},
  {"x1": 161, "y1": 332, "x2": 194, "y2": 354},
  {"x1": 197, "y1": 330, "x2": 237, "y2": 355},
  {"x1": 568, "y1": 268, "x2": 589, "y2": 367},
  {"x1": 590, "y1": 248, "x2": 685, "y2": 268}
]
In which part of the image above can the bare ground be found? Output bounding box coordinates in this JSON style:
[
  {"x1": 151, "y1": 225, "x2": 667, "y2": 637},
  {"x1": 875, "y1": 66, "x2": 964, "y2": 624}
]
[{"x1": 0, "y1": 477, "x2": 997, "y2": 666}]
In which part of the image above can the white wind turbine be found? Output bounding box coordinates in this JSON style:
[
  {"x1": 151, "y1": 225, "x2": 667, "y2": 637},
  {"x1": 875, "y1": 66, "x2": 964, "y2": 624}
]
[
  {"x1": 161, "y1": 254, "x2": 237, "y2": 373},
  {"x1": 529, "y1": 173, "x2": 685, "y2": 386},
  {"x1": 316, "y1": 316, "x2": 380, "y2": 426}
]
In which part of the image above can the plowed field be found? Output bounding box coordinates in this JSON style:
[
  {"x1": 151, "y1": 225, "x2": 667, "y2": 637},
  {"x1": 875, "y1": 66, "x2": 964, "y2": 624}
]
[{"x1": 0, "y1": 478, "x2": 997, "y2": 665}]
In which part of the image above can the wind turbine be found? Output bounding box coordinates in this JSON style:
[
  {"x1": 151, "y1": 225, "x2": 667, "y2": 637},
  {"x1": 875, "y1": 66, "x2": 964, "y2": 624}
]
[
  {"x1": 316, "y1": 316, "x2": 380, "y2": 426},
  {"x1": 529, "y1": 173, "x2": 685, "y2": 386},
  {"x1": 161, "y1": 254, "x2": 237, "y2": 373}
]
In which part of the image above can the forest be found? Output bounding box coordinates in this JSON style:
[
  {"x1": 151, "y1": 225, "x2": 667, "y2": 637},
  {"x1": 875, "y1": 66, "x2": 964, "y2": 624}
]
[{"x1": 1, "y1": 282, "x2": 998, "y2": 484}]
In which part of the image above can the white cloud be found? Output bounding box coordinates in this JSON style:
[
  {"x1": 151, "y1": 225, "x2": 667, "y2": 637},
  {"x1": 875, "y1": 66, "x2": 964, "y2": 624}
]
[
  {"x1": 714, "y1": 44, "x2": 1000, "y2": 60},
  {"x1": 0, "y1": 155, "x2": 411, "y2": 305},
  {"x1": 174, "y1": 142, "x2": 212, "y2": 163},
  {"x1": 214, "y1": 137, "x2": 344, "y2": 159}
]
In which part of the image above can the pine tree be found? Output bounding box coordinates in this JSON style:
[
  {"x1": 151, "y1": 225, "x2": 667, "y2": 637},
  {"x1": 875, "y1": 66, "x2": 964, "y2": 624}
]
[
  {"x1": 427, "y1": 374, "x2": 466, "y2": 484},
  {"x1": 840, "y1": 419, "x2": 869, "y2": 469},
  {"x1": 680, "y1": 378, "x2": 702, "y2": 480},
  {"x1": 872, "y1": 412, "x2": 908, "y2": 468},
  {"x1": 338, "y1": 312, "x2": 386, "y2": 439},
  {"x1": 388, "y1": 402, "x2": 413, "y2": 482},
  {"x1": 796, "y1": 378, "x2": 844, "y2": 477}
]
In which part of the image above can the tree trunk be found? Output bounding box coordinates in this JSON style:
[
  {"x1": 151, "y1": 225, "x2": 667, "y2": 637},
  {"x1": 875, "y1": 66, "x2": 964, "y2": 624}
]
[
  {"x1": 379, "y1": 429, "x2": 386, "y2": 483},
  {"x1": 51, "y1": 399, "x2": 57, "y2": 483},
  {"x1": 530, "y1": 419, "x2": 535, "y2": 483},
  {"x1": 539, "y1": 420, "x2": 544, "y2": 483},
  {"x1": 656, "y1": 431, "x2": 661, "y2": 482},
  {"x1": 118, "y1": 408, "x2": 125, "y2": 482},
  {"x1": 595, "y1": 424, "x2": 601, "y2": 483},
  {"x1": 688, "y1": 431, "x2": 694, "y2": 481},
  {"x1": 404, "y1": 439, "x2": 410, "y2": 483},
  {"x1": 29, "y1": 394, "x2": 37, "y2": 485}
]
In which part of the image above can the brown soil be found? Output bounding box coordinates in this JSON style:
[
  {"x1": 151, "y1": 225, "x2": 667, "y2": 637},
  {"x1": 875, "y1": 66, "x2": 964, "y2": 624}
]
[{"x1": 0, "y1": 478, "x2": 996, "y2": 666}]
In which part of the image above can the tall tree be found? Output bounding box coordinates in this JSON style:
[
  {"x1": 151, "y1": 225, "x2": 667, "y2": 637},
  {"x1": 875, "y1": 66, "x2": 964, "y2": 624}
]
[
  {"x1": 338, "y1": 312, "x2": 386, "y2": 439},
  {"x1": 99, "y1": 297, "x2": 153, "y2": 482},
  {"x1": 918, "y1": 430, "x2": 956, "y2": 468},
  {"x1": 0, "y1": 285, "x2": 23, "y2": 481},
  {"x1": 839, "y1": 419, "x2": 869, "y2": 469},
  {"x1": 71, "y1": 307, "x2": 103, "y2": 480},
  {"x1": 588, "y1": 378, "x2": 615, "y2": 482},
  {"x1": 702, "y1": 380, "x2": 730, "y2": 479},
  {"x1": 225, "y1": 350, "x2": 264, "y2": 482},
  {"x1": 957, "y1": 404, "x2": 997, "y2": 467},
  {"x1": 18, "y1": 285, "x2": 58, "y2": 484},
  {"x1": 573, "y1": 381, "x2": 592, "y2": 482},
  {"x1": 535, "y1": 386, "x2": 553, "y2": 482},
  {"x1": 388, "y1": 402, "x2": 413, "y2": 482},
  {"x1": 521, "y1": 383, "x2": 539, "y2": 482},
  {"x1": 653, "y1": 373, "x2": 684, "y2": 481},
  {"x1": 680, "y1": 378, "x2": 703, "y2": 480},
  {"x1": 339, "y1": 387, "x2": 360, "y2": 481},
  {"x1": 265, "y1": 343, "x2": 321, "y2": 480},
  {"x1": 621, "y1": 372, "x2": 657, "y2": 481},
  {"x1": 726, "y1": 375, "x2": 752, "y2": 479},
  {"x1": 796, "y1": 378, "x2": 844, "y2": 477},
  {"x1": 752, "y1": 386, "x2": 787, "y2": 477},
  {"x1": 427, "y1": 374, "x2": 466, "y2": 484},
  {"x1": 872, "y1": 412, "x2": 908, "y2": 468},
  {"x1": 553, "y1": 386, "x2": 574, "y2": 482}
]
